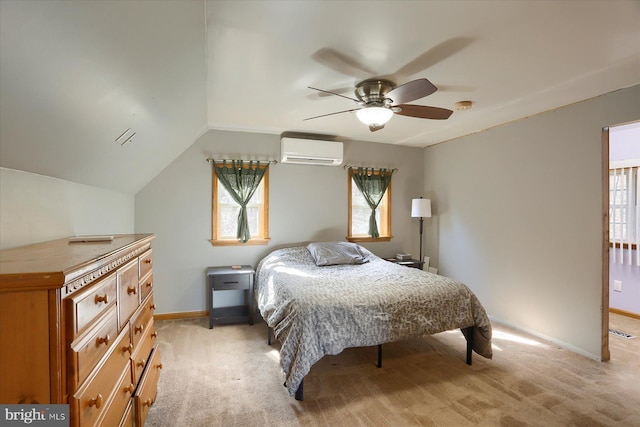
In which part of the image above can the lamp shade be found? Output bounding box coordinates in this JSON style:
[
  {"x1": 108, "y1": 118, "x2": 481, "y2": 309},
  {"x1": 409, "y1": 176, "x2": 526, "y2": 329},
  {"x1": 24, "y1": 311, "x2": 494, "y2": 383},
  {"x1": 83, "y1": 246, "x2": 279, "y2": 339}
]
[
  {"x1": 356, "y1": 106, "x2": 393, "y2": 126},
  {"x1": 411, "y1": 198, "x2": 432, "y2": 218}
]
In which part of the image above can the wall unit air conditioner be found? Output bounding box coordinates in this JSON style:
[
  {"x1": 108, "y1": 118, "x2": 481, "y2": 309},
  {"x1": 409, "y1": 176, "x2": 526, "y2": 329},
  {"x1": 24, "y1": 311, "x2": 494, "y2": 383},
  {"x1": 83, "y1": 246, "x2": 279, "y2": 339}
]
[{"x1": 280, "y1": 137, "x2": 343, "y2": 166}]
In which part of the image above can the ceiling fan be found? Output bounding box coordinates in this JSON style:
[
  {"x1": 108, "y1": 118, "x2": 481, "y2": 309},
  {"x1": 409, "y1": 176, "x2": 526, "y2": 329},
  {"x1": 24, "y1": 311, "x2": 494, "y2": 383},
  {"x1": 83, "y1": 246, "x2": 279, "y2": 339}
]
[{"x1": 305, "y1": 78, "x2": 453, "y2": 132}]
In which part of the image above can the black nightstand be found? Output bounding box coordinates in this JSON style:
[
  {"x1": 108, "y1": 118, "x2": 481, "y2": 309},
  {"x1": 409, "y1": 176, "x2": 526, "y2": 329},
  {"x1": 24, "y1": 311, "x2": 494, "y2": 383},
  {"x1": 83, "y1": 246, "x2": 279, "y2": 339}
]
[
  {"x1": 385, "y1": 258, "x2": 424, "y2": 269},
  {"x1": 206, "y1": 265, "x2": 255, "y2": 329}
]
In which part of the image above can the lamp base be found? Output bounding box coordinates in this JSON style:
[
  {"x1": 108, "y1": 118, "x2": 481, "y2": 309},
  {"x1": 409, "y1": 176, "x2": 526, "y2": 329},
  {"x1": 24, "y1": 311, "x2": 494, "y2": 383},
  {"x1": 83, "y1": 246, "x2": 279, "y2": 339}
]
[{"x1": 418, "y1": 217, "x2": 424, "y2": 266}]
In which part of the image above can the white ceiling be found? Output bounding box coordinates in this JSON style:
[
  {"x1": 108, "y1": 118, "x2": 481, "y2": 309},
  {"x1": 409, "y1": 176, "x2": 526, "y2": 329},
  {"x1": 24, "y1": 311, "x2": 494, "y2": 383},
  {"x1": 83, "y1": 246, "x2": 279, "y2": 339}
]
[{"x1": 1, "y1": 1, "x2": 639, "y2": 193}]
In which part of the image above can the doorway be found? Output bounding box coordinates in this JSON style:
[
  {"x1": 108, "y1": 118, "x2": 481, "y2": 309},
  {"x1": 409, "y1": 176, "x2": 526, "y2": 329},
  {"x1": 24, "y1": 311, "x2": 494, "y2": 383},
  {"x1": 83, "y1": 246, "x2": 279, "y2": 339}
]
[{"x1": 602, "y1": 121, "x2": 640, "y2": 361}]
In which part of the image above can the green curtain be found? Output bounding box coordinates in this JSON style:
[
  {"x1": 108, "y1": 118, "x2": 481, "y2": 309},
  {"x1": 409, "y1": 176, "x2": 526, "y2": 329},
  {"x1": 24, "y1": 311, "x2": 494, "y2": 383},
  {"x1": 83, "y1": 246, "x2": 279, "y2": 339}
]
[
  {"x1": 213, "y1": 160, "x2": 268, "y2": 243},
  {"x1": 350, "y1": 167, "x2": 393, "y2": 238}
]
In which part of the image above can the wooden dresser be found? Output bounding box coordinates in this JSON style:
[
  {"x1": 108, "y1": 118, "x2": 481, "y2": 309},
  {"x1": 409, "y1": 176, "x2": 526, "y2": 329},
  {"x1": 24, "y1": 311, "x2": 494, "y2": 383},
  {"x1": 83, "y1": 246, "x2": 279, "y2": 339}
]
[{"x1": 0, "y1": 234, "x2": 161, "y2": 427}]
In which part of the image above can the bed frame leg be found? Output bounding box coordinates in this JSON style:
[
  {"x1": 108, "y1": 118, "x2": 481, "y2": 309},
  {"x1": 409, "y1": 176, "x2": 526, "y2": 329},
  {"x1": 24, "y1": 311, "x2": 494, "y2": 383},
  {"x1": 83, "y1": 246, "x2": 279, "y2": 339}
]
[
  {"x1": 295, "y1": 380, "x2": 304, "y2": 401},
  {"x1": 268, "y1": 327, "x2": 272, "y2": 345},
  {"x1": 377, "y1": 344, "x2": 382, "y2": 368},
  {"x1": 465, "y1": 327, "x2": 473, "y2": 365}
]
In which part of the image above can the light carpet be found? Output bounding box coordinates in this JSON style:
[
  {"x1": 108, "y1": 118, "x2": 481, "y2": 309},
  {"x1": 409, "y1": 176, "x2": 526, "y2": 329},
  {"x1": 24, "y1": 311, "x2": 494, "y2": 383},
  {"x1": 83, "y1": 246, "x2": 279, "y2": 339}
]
[{"x1": 145, "y1": 313, "x2": 639, "y2": 426}]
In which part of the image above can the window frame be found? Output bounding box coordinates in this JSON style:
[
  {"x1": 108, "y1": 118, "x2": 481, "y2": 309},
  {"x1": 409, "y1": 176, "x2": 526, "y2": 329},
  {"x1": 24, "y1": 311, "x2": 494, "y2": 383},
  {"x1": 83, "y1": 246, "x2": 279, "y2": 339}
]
[
  {"x1": 347, "y1": 168, "x2": 392, "y2": 242},
  {"x1": 210, "y1": 162, "x2": 270, "y2": 246}
]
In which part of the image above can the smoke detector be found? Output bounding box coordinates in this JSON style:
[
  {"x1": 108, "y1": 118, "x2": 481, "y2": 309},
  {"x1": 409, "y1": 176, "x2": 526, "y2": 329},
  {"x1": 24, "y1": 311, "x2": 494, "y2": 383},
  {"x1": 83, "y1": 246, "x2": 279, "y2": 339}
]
[{"x1": 455, "y1": 101, "x2": 473, "y2": 111}]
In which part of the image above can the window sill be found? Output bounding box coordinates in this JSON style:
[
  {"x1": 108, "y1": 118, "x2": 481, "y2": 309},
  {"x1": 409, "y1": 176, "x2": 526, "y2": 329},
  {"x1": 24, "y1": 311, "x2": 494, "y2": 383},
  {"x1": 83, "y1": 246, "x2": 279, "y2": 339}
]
[
  {"x1": 347, "y1": 236, "x2": 392, "y2": 243},
  {"x1": 210, "y1": 238, "x2": 270, "y2": 246}
]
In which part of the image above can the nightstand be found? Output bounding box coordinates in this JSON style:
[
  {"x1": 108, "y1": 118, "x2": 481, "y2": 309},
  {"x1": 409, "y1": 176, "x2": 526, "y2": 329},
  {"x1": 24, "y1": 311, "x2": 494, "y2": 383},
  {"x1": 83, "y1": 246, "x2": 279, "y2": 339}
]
[
  {"x1": 385, "y1": 258, "x2": 424, "y2": 269},
  {"x1": 206, "y1": 265, "x2": 255, "y2": 329}
]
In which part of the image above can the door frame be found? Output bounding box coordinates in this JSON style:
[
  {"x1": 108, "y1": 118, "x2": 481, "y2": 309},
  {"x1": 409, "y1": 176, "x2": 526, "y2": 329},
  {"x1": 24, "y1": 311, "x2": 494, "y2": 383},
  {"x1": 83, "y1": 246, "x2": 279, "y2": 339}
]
[{"x1": 601, "y1": 127, "x2": 610, "y2": 362}]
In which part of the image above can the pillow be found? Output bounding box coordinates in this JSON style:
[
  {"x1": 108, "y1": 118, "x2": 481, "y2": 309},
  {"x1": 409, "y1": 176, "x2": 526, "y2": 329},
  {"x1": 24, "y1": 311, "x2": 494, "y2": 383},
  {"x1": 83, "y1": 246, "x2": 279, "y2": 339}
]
[{"x1": 306, "y1": 242, "x2": 369, "y2": 266}]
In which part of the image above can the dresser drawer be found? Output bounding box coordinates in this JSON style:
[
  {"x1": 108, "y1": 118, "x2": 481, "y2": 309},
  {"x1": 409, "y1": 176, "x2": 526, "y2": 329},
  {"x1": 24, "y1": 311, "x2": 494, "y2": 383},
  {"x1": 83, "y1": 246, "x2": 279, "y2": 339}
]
[
  {"x1": 134, "y1": 347, "x2": 162, "y2": 427},
  {"x1": 139, "y1": 272, "x2": 153, "y2": 302},
  {"x1": 70, "y1": 305, "x2": 119, "y2": 387},
  {"x1": 213, "y1": 273, "x2": 251, "y2": 290},
  {"x1": 131, "y1": 317, "x2": 157, "y2": 385},
  {"x1": 139, "y1": 250, "x2": 153, "y2": 280},
  {"x1": 71, "y1": 323, "x2": 134, "y2": 427},
  {"x1": 97, "y1": 364, "x2": 135, "y2": 427},
  {"x1": 67, "y1": 275, "x2": 117, "y2": 338},
  {"x1": 118, "y1": 259, "x2": 140, "y2": 330},
  {"x1": 131, "y1": 293, "x2": 156, "y2": 350}
]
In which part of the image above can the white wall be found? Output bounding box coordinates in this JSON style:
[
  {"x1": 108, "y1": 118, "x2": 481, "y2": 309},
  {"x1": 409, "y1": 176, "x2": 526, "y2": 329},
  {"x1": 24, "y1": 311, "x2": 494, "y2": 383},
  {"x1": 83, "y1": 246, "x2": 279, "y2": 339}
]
[
  {"x1": 424, "y1": 84, "x2": 640, "y2": 360},
  {"x1": 0, "y1": 167, "x2": 134, "y2": 250},
  {"x1": 135, "y1": 129, "x2": 425, "y2": 315}
]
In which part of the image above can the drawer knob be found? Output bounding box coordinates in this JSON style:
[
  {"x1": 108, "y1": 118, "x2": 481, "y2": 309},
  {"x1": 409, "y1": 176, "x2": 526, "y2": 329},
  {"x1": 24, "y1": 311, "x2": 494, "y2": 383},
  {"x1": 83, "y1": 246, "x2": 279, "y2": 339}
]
[
  {"x1": 127, "y1": 286, "x2": 137, "y2": 295},
  {"x1": 124, "y1": 384, "x2": 135, "y2": 394},
  {"x1": 146, "y1": 281, "x2": 153, "y2": 288},
  {"x1": 94, "y1": 294, "x2": 108, "y2": 304},
  {"x1": 151, "y1": 331, "x2": 158, "y2": 339},
  {"x1": 144, "y1": 259, "x2": 152, "y2": 265},
  {"x1": 96, "y1": 335, "x2": 110, "y2": 347},
  {"x1": 134, "y1": 324, "x2": 144, "y2": 334},
  {"x1": 88, "y1": 394, "x2": 103, "y2": 409},
  {"x1": 122, "y1": 343, "x2": 134, "y2": 354},
  {"x1": 136, "y1": 359, "x2": 146, "y2": 368},
  {"x1": 143, "y1": 398, "x2": 154, "y2": 407},
  {"x1": 150, "y1": 304, "x2": 157, "y2": 310},
  {"x1": 157, "y1": 363, "x2": 163, "y2": 369}
]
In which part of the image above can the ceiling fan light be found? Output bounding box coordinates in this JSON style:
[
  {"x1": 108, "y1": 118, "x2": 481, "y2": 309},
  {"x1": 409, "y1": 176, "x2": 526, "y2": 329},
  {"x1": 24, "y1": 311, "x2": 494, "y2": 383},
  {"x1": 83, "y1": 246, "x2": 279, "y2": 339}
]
[{"x1": 356, "y1": 106, "x2": 393, "y2": 126}]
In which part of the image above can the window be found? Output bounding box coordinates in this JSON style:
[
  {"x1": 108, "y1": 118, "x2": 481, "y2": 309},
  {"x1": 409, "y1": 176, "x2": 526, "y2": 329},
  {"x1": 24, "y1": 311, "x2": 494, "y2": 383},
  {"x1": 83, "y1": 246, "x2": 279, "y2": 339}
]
[
  {"x1": 347, "y1": 168, "x2": 392, "y2": 242},
  {"x1": 609, "y1": 166, "x2": 638, "y2": 249},
  {"x1": 211, "y1": 161, "x2": 269, "y2": 245}
]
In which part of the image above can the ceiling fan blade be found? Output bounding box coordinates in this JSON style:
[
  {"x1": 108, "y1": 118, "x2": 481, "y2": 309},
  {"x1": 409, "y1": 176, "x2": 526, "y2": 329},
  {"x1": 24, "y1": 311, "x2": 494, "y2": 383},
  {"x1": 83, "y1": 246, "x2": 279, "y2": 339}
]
[
  {"x1": 369, "y1": 124, "x2": 385, "y2": 132},
  {"x1": 311, "y1": 47, "x2": 376, "y2": 78},
  {"x1": 385, "y1": 78, "x2": 437, "y2": 105},
  {"x1": 303, "y1": 108, "x2": 360, "y2": 121},
  {"x1": 392, "y1": 37, "x2": 474, "y2": 78},
  {"x1": 308, "y1": 86, "x2": 359, "y2": 102},
  {"x1": 394, "y1": 104, "x2": 453, "y2": 120},
  {"x1": 312, "y1": 86, "x2": 354, "y2": 98}
]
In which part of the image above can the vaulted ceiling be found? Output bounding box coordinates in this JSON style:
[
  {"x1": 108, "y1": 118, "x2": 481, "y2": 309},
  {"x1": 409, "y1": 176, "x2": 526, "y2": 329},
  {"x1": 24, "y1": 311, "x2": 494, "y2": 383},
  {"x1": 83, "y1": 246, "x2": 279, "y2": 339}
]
[{"x1": 1, "y1": 1, "x2": 639, "y2": 193}]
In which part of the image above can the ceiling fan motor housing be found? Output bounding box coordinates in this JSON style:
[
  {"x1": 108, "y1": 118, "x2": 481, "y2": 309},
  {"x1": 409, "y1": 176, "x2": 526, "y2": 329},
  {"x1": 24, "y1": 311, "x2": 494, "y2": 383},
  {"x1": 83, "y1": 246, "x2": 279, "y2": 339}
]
[{"x1": 355, "y1": 79, "x2": 395, "y2": 105}]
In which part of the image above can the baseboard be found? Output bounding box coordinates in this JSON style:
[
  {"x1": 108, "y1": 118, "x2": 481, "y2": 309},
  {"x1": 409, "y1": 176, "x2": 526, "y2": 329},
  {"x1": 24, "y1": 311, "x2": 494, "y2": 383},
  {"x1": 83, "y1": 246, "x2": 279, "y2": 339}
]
[
  {"x1": 154, "y1": 310, "x2": 208, "y2": 321},
  {"x1": 609, "y1": 307, "x2": 640, "y2": 320},
  {"x1": 488, "y1": 315, "x2": 601, "y2": 362}
]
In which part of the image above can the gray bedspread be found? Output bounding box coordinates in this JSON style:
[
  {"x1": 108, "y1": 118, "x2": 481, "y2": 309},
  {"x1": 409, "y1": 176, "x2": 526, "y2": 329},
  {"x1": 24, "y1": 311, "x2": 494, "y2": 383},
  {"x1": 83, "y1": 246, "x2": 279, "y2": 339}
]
[{"x1": 255, "y1": 245, "x2": 493, "y2": 396}]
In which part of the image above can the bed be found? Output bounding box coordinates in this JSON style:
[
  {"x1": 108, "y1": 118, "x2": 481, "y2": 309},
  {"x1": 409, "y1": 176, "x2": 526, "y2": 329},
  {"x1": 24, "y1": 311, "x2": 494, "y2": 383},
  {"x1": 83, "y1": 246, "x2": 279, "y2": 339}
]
[{"x1": 255, "y1": 242, "x2": 493, "y2": 400}]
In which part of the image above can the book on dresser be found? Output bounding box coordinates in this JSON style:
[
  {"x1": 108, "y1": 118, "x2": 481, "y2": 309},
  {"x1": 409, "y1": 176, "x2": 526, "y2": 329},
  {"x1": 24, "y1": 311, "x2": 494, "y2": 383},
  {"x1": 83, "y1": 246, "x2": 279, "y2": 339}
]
[{"x1": 0, "y1": 233, "x2": 161, "y2": 427}]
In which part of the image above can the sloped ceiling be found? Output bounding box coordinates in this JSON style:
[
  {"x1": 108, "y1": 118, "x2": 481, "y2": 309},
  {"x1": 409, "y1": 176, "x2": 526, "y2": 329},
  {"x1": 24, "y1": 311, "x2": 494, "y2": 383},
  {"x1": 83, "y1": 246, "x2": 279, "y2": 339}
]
[
  {"x1": 1, "y1": 1, "x2": 639, "y2": 194},
  {"x1": 0, "y1": 0, "x2": 207, "y2": 194}
]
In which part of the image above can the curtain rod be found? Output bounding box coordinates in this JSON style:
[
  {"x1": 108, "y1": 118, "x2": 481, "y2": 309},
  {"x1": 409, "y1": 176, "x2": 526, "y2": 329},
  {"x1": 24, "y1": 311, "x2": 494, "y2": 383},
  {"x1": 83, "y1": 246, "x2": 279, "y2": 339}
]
[
  {"x1": 343, "y1": 164, "x2": 398, "y2": 172},
  {"x1": 206, "y1": 158, "x2": 278, "y2": 164}
]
